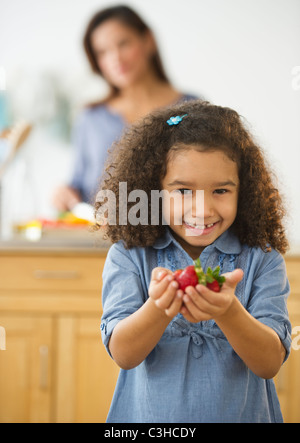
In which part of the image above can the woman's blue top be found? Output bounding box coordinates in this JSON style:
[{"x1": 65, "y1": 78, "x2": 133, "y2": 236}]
[
  {"x1": 69, "y1": 94, "x2": 198, "y2": 203},
  {"x1": 100, "y1": 228, "x2": 292, "y2": 423}
]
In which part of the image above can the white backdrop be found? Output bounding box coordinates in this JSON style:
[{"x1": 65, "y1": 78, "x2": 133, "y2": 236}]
[{"x1": 0, "y1": 0, "x2": 300, "y2": 245}]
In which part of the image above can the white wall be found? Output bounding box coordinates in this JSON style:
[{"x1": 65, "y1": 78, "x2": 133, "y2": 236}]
[{"x1": 0, "y1": 0, "x2": 300, "y2": 244}]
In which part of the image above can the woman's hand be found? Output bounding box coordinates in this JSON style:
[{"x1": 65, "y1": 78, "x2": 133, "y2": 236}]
[
  {"x1": 148, "y1": 267, "x2": 184, "y2": 318},
  {"x1": 180, "y1": 269, "x2": 244, "y2": 323},
  {"x1": 52, "y1": 186, "x2": 82, "y2": 212}
]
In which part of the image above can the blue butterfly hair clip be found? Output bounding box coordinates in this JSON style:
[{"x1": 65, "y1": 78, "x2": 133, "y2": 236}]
[{"x1": 166, "y1": 114, "x2": 188, "y2": 126}]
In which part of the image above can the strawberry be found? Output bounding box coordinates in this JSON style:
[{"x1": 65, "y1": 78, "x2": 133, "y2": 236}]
[
  {"x1": 206, "y1": 280, "x2": 222, "y2": 292},
  {"x1": 173, "y1": 258, "x2": 225, "y2": 292},
  {"x1": 173, "y1": 266, "x2": 198, "y2": 291},
  {"x1": 173, "y1": 269, "x2": 183, "y2": 279},
  {"x1": 205, "y1": 265, "x2": 226, "y2": 292}
]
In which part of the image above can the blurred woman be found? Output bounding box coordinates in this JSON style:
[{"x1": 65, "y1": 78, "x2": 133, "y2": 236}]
[{"x1": 53, "y1": 5, "x2": 198, "y2": 211}]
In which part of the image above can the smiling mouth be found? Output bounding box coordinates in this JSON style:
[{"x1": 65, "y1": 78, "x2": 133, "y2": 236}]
[{"x1": 184, "y1": 220, "x2": 218, "y2": 230}]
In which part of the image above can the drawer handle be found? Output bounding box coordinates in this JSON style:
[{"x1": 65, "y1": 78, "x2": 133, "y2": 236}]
[{"x1": 34, "y1": 270, "x2": 81, "y2": 280}]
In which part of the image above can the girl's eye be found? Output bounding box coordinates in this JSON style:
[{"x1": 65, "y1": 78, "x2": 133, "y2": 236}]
[
  {"x1": 214, "y1": 189, "x2": 228, "y2": 195},
  {"x1": 176, "y1": 188, "x2": 193, "y2": 195}
]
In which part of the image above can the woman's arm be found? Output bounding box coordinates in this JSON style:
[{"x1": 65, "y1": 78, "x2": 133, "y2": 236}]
[{"x1": 108, "y1": 269, "x2": 183, "y2": 370}]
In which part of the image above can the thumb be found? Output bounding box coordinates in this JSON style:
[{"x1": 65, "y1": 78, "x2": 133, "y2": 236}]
[{"x1": 222, "y1": 269, "x2": 244, "y2": 288}]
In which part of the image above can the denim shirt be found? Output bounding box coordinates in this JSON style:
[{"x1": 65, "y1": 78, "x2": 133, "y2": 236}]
[{"x1": 100, "y1": 228, "x2": 291, "y2": 423}]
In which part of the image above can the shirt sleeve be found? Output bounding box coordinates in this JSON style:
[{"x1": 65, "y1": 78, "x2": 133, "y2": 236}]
[
  {"x1": 68, "y1": 112, "x2": 87, "y2": 196},
  {"x1": 100, "y1": 243, "x2": 146, "y2": 357},
  {"x1": 247, "y1": 249, "x2": 292, "y2": 363}
]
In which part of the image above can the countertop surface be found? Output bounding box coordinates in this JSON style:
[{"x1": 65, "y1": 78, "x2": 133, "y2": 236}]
[{"x1": 0, "y1": 229, "x2": 112, "y2": 255}]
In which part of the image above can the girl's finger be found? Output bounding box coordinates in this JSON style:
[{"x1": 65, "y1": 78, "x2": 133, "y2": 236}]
[
  {"x1": 149, "y1": 274, "x2": 174, "y2": 300},
  {"x1": 194, "y1": 284, "x2": 223, "y2": 306},
  {"x1": 155, "y1": 279, "x2": 178, "y2": 309},
  {"x1": 180, "y1": 305, "x2": 198, "y2": 323},
  {"x1": 165, "y1": 290, "x2": 183, "y2": 318},
  {"x1": 151, "y1": 267, "x2": 173, "y2": 282},
  {"x1": 182, "y1": 297, "x2": 213, "y2": 322},
  {"x1": 221, "y1": 269, "x2": 244, "y2": 289},
  {"x1": 185, "y1": 286, "x2": 213, "y2": 312}
]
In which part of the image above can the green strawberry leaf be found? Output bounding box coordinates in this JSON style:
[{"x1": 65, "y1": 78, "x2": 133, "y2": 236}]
[
  {"x1": 193, "y1": 258, "x2": 202, "y2": 269},
  {"x1": 193, "y1": 258, "x2": 226, "y2": 288},
  {"x1": 212, "y1": 266, "x2": 221, "y2": 279},
  {"x1": 193, "y1": 258, "x2": 206, "y2": 285}
]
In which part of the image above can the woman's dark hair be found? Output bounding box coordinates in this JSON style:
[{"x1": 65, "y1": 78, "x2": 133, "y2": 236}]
[
  {"x1": 83, "y1": 5, "x2": 169, "y2": 99},
  {"x1": 94, "y1": 100, "x2": 289, "y2": 254}
]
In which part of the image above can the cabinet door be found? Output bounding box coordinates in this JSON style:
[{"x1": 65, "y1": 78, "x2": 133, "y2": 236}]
[
  {"x1": 274, "y1": 297, "x2": 300, "y2": 423},
  {"x1": 0, "y1": 315, "x2": 53, "y2": 423},
  {"x1": 55, "y1": 316, "x2": 119, "y2": 423}
]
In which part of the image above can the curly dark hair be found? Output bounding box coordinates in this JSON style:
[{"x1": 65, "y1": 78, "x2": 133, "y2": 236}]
[{"x1": 94, "y1": 100, "x2": 289, "y2": 254}]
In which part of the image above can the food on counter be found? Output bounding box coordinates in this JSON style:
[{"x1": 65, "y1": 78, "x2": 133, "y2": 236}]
[
  {"x1": 14, "y1": 212, "x2": 94, "y2": 242},
  {"x1": 16, "y1": 212, "x2": 92, "y2": 230}
]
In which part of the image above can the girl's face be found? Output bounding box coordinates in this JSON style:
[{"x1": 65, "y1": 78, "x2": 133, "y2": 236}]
[
  {"x1": 161, "y1": 148, "x2": 239, "y2": 259},
  {"x1": 91, "y1": 19, "x2": 155, "y2": 89}
]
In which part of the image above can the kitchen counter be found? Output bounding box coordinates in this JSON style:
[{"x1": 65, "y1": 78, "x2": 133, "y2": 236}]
[{"x1": 0, "y1": 229, "x2": 111, "y2": 255}]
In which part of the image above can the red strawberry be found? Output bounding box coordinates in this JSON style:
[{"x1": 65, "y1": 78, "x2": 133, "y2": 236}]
[
  {"x1": 173, "y1": 269, "x2": 183, "y2": 279},
  {"x1": 206, "y1": 280, "x2": 221, "y2": 292},
  {"x1": 173, "y1": 265, "x2": 198, "y2": 291},
  {"x1": 205, "y1": 266, "x2": 225, "y2": 292},
  {"x1": 172, "y1": 259, "x2": 225, "y2": 293}
]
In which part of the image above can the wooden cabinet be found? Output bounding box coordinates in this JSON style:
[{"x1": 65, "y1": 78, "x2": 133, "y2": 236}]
[
  {"x1": 0, "y1": 249, "x2": 299, "y2": 423},
  {"x1": 0, "y1": 249, "x2": 119, "y2": 423},
  {"x1": 274, "y1": 256, "x2": 300, "y2": 423},
  {"x1": 0, "y1": 316, "x2": 53, "y2": 423}
]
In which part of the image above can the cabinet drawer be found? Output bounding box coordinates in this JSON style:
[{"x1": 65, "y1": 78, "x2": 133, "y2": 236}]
[
  {"x1": 285, "y1": 259, "x2": 300, "y2": 294},
  {"x1": 0, "y1": 256, "x2": 105, "y2": 292}
]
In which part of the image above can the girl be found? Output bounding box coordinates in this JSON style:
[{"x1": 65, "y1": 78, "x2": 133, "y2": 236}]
[{"x1": 96, "y1": 100, "x2": 291, "y2": 423}]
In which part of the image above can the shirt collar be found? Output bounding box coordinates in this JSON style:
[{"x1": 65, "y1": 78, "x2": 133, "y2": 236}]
[
  {"x1": 153, "y1": 228, "x2": 174, "y2": 250},
  {"x1": 153, "y1": 227, "x2": 242, "y2": 255},
  {"x1": 212, "y1": 228, "x2": 242, "y2": 255}
]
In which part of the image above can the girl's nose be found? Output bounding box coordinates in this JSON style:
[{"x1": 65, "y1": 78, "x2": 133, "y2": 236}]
[{"x1": 191, "y1": 192, "x2": 214, "y2": 219}]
